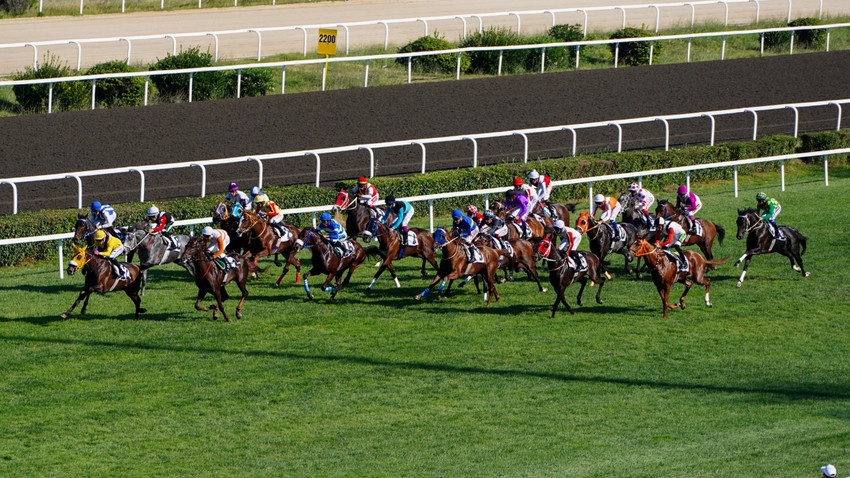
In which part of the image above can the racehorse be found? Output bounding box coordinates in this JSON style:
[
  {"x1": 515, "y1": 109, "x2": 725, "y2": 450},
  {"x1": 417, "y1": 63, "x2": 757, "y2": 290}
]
[
  {"x1": 655, "y1": 199, "x2": 725, "y2": 265},
  {"x1": 733, "y1": 208, "x2": 809, "y2": 287},
  {"x1": 626, "y1": 238, "x2": 728, "y2": 319},
  {"x1": 123, "y1": 222, "x2": 192, "y2": 296},
  {"x1": 213, "y1": 201, "x2": 247, "y2": 253},
  {"x1": 531, "y1": 201, "x2": 575, "y2": 225},
  {"x1": 73, "y1": 213, "x2": 98, "y2": 246},
  {"x1": 617, "y1": 191, "x2": 656, "y2": 233},
  {"x1": 236, "y1": 209, "x2": 302, "y2": 285},
  {"x1": 574, "y1": 211, "x2": 637, "y2": 278},
  {"x1": 534, "y1": 238, "x2": 605, "y2": 317},
  {"x1": 490, "y1": 200, "x2": 546, "y2": 240},
  {"x1": 332, "y1": 189, "x2": 385, "y2": 237},
  {"x1": 359, "y1": 217, "x2": 439, "y2": 290},
  {"x1": 60, "y1": 244, "x2": 146, "y2": 320},
  {"x1": 415, "y1": 227, "x2": 501, "y2": 305},
  {"x1": 476, "y1": 234, "x2": 547, "y2": 292},
  {"x1": 290, "y1": 227, "x2": 369, "y2": 301},
  {"x1": 178, "y1": 237, "x2": 264, "y2": 321}
]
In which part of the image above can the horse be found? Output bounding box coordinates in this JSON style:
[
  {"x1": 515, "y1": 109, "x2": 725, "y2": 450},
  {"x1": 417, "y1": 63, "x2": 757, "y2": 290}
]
[
  {"x1": 359, "y1": 217, "x2": 439, "y2": 290},
  {"x1": 72, "y1": 213, "x2": 98, "y2": 246},
  {"x1": 178, "y1": 237, "x2": 264, "y2": 321},
  {"x1": 733, "y1": 208, "x2": 809, "y2": 287},
  {"x1": 475, "y1": 234, "x2": 547, "y2": 292},
  {"x1": 332, "y1": 188, "x2": 385, "y2": 237},
  {"x1": 415, "y1": 227, "x2": 501, "y2": 305},
  {"x1": 574, "y1": 211, "x2": 637, "y2": 278},
  {"x1": 626, "y1": 238, "x2": 729, "y2": 319},
  {"x1": 531, "y1": 201, "x2": 575, "y2": 226},
  {"x1": 213, "y1": 201, "x2": 247, "y2": 253},
  {"x1": 290, "y1": 227, "x2": 369, "y2": 301},
  {"x1": 617, "y1": 191, "x2": 656, "y2": 233},
  {"x1": 533, "y1": 238, "x2": 605, "y2": 317},
  {"x1": 490, "y1": 199, "x2": 546, "y2": 240},
  {"x1": 236, "y1": 209, "x2": 302, "y2": 285},
  {"x1": 122, "y1": 222, "x2": 192, "y2": 296},
  {"x1": 60, "y1": 244, "x2": 146, "y2": 320},
  {"x1": 655, "y1": 199, "x2": 725, "y2": 265}
]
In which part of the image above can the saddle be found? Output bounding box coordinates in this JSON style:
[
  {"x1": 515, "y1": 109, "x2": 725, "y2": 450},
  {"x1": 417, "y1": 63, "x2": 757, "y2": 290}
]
[
  {"x1": 511, "y1": 221, "x2": 530, "y2": 239},
  {"x1": 466, "y1": 245, "x2": 485, "y2": 264},
  {"x1": 213, "y1": 255, "x2": 239, "y2": 273},
  {"x1": 273, "y1": 225, "x2": 293, "y2": 243},
  {"x1": 767, "y1": 223, "x2": 786, "y2": 241},
  {"x1": 567, "y1": 252, "x2": 588, "y2": 272},
  {"x1": 490, "y1": 235, "x2": 513, "y2": 257},
  {"x1": 605, "y1": 223, "x2": 626, "y2": 242},
  {"x1": 395, "y1": 230, "x2": 419, "y2": 247},
  {"x1": 663, "y1": 250, "x2": 689, "y2": 272},
  {"x1": 160, "y1": 234, "x2": 181, "y2": 251},
  {"x1": 685, "y1": 217, "x2": 703, "y2": 237},
  {"x1": 545, "y1": 203, "x2": 559, "y2": 220},
  {"x1": 333, "y1": 240, "x2": 355, "y2": 258}
]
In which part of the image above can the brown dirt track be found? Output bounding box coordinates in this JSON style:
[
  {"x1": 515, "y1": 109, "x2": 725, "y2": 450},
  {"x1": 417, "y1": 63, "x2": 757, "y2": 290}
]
[{"x1": 1, "y1": 50, "x2": 849, "y2": 215}]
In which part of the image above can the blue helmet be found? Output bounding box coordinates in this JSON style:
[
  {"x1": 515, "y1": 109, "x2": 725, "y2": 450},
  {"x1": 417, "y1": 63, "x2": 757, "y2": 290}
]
[
  {"x1": 320, "y1": 212, "x2": 332, "y2": 221},
  {"x1": 90, "y1": 201, "x2": 101, "y2": 211},
  {"x1": 451, "y1": 209, "x2": 463, "y2": 219}
]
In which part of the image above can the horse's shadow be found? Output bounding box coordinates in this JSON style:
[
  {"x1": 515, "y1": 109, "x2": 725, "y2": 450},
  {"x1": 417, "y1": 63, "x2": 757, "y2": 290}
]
[
  {"x1": 0, "y1": 282, "x2": 80, "y2": 294},
  {"x1": 0, "y1": 311, "x2": 176, "y2": 326}
]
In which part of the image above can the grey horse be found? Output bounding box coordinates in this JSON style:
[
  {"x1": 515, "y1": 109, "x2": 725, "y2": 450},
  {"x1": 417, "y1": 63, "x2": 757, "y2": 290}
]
[{"x1": 123, "y1": 223, "x2": 192, "y2": 295}]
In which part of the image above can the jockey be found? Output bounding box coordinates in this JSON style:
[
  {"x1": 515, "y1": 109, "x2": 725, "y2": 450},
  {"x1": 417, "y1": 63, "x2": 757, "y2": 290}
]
[
  {"x1": 528, "y1": 169, "x2": 555, "y2": 217},
  {"x1": 451, "y1": 209, "x2": 479, "y2": 259},
  {"x1": 250, "y1": 186, "x2": 261, "y2": 197},
  {"x1": 93, "y1": 229, "x2": 125, "y2": 277},
  {"x1": 465, "y1": 205, "x2": 484, "y2": 225},
  {"x1": 318, "y1": 212, "x2": 349, "y2": 254},
  {"x1": 592, "y1": 194, "x2": 623, "y2": 238},
  {"x1": 352, "y1": 177, "x2": 379, "y2": 210},
  {"x1": 552, "y1": 219, "x2": 583, "y2": 268},
  {"x1": 382, "y1": 195, "x2": 414, "y2": 245},
  {"x1": 512, "y1": 177, "x2": 533, "y2": 200},
  {"x1": 627, "y1": 182, "x2": 655, "y2": 227},
  {"x1": 202, "y1": 226, "x2": 232, "y2": 270},
  {"x1": 225, "y1": 183, "x2": 252, "y2": 210},
  {"x1": 756, "y1": 192, "x2": 782, "y2": 238},
  {"x1": 146, "y1": 206, "x2": 179, "y2": 250},
  {"x1": 253, "y1": 193, "x2": 286, "y2": 237},
  {"x1": 505, "y1": 189, "x2": 530, "y2": 235},
  {"x1": 654, "y1": 217, "x2": 687, "y2": 269},
  {"x1": 675, "y1": 185, "x2": 702, "y2": 234},
  {"x1": 480, "y1": 209, "x2": 508, "y2": 239},
  {"x1": 89, "y1": 201, "x2": 118, "y2": 237}
]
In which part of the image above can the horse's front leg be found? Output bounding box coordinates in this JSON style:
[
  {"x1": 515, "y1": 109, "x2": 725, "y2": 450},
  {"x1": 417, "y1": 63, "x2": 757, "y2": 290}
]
[
  {"x1": 235, "y1": 277, "x2": 249, "y2": 320},
  {"x1": 80, "y1": 288, "x2": 93, "y2": 315},
  {"x1": 140, "y1": 269, "x2": 148, "y2": 296},
  {"x1": 60, "y1": 288, "x2": 92, "y2": 318},
  {"x1": 735, "y1": 250, "x2": 760, "y2": 287},
  {"x1": 213, "y1": 287, "x2": 231, "y2": 322},
  {"x1": 576, "y1": 276, "x2": 588, "y2": 306},
  {"x1": 416, "y1": 273, "x2": 446, "y2": 300},
  {"x1": 303, "y1": 271, "x2": 316, "y2": 300}
]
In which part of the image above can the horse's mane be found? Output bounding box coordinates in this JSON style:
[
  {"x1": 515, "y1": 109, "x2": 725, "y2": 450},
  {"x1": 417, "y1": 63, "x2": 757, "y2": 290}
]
[
  {"x1": 657, "y1": 199, "x2": 671, "y2": 205},
  {"x1": 738, "y1": 207, "x2": 759, "y2": 215}
]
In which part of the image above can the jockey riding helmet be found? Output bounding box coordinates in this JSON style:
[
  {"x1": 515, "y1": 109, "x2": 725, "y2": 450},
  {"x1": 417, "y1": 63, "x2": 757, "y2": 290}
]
[
  {"x1": 253, "y1": 194, "x2": 266, "y2": 204},
  {"x1": 250, "y1": 186, "x2": 260, "y2": 196},
  {"x1": 483, "y1": 209, "x2": 495, "y2": 218},
  {"x1": 677, "y1": 185, "x2": 688, "y2": 195},
  {"x1": 628, "y1": 182, "x2": 639, "y2": 192},
  {"x1": 320, "y1": 212, "x2": 332, "y2": 222},
  {"x1": 594, "y1": 194, "x2": 605, "y2": 203},
  {"x1": 94, "y1": 230, "x2": 107, "y2": 241},
  {"x1": 385, "y1": 195, "x2": 396, "y2": 204},
  {"x1": 147, "y1": 206, "x2": 159, "y2": 217},
  {"x1": 505, "y1": 189, "x2": 516, "y2": 199},
  {"x1": 756, "y1": 192, "x2": 767, "y2": 201},
  {"x1": 451, "y1": 209, "x2": 463, "y2": 219},
  {"x1": 228, "y1": 183, "x2": 238, "y2": 192},
  {"x1": 466, "y1": 205, "x2": 478, "y2": 215},
  {"x1": 90, "y1": 201, "x2": 102, "y2": 211},
  {"x1": 358, "y1": 177, "x2": 368, "y2": 184},
  {"x1": 553, "y1": 219, "x2": 566, "y2": 229},
  {"x1": 202, "y1": 226, "x2": 214, "y2": 236},
  {"x1": 528, "y1": 170, "x2": 540, "y2": 180},
  {"x1": 512, "y1": 177, "x2": 524, "y2": 186}
]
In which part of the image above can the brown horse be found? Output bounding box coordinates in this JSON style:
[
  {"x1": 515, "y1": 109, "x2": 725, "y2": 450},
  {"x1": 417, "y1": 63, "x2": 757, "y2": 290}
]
[
  {"x1": 476, "y1": 234, "x2": 547, "y2": 292},
  {"x1": 236, "y1": 209, "x2": 302, "y2": 285},
  {"x1": 331, "y1": 188, "x2": 385, "y2": 237},
  {"x1": 655, "y1": 199, "x2": 725, "y2": 265},
  {"x1": 359, "y1": 217, "x2": 439, "y2": 290},
  {"x1": 415, "y1": 227, "x2": 501, "y2": 305},
  {"x1": 60, "y1": 244, "x2": 146, "y2": 320},
  {"x1": 290, "y1": 227, "x2": 369, "y2": 301},
  {"x1": 490, "y1": 200, "x2": 546, "y2": 240},
  {"x1": 533, "y1": 238, "x2": 605, "y2": 317},
  {"x1": 213, "y1": 201, "x2": 248, "y2": 253},
  {"x1": 626, "y1": 238, "x2": 729, "y2": 319},
  {"x1": 178, "y1": 237, "x2": 264, "y2": 322},
  {"x1": 531, "y1": 201, "x2": 574, "y2": 226}
]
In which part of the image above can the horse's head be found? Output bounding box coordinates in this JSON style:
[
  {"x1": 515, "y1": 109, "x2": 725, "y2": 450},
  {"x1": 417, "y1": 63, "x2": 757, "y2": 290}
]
[
  {"x1": 432, "y1": 227, "x2": 449, "y2": 252},
  {"x1": 293, "y1": 227, "x2": 317, "y2": 254},
  {"x1": 617, "y1": 191, "x2": 632, "y2": 209},
  {"x1": 626, "y1": 238, "x2": 654, "y2": 261},
  {"x1": 655, "y1": 199, "x2": 675, "y2": 219},
  {"x1": 66, "y1": 243, "x2": 90, "y2": 275},
  {"x1": 236, "y1": 210, "x2": 257, "y2": 236},
  {"x1": 575, "y1": 211, "x2": 590, "y2": 234},
  {"x1": 360, "y1": 218, "x2": 379, "y2": 242},
  {"x1": 736, "y1": 208, "x2": 759, "y2": 240},
  {"x1": 490, "y1": 200, "x2": 505, "y2": 216},
  {"x1": 213, "y1": 202, "x2": 228, "y2": 223},
  {"x1": 534, "y1": 237, "x2": 554, "y2": 262},
  {"x1": 73, "y1": 214, "x2": 93, "y2": 243},
  {"x1": 178, "y1": 237, "x2": 206, "y2": 276}
]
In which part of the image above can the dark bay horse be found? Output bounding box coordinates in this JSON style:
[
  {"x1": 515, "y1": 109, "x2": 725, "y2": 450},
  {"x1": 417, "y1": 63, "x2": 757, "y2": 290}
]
[
  {"x1": 123, "y1": 222, "x2": 192, "y2": 296},
  {"x1": 178, "y1": 237, "x2": 264, "y2": 321},
  {"x1": 490, "y1": 200, "x2": 546, "y2": 240},
  {"x1": 534, "y1": 238, "x2": 605, "y2": 317},
  {"x1": 531, "y1": 201, "x2": 575, "y2": 226},
  {"x1": 626, "y1": 239, "x2": 728, "y2": 319},
  {"x1": 617, "y1": 191, "x2": 656, "y2": 232},
  {"x1": 359, "y1": 217, "x2": 439, "y2": 290},
  {"x1": 415, "y1": 227, "x2": 501, "y2": 305},
  {"x1": 476, "y1": 234, "x2": 547, "y2": 292},
  {"x1": 332, "y1": 189, "x2": 385, "y2": 237},
  {"x1": 236, "y1": 209, "x2": 302, "y2": 285},
  {"x1": 290, "y1": 227, "x2": 369, "y2": 301},
  {"x1": 213, "y1": 201, "x2": 247, "y2": 253},
  {"x1": 733, "y1": 208, "x2": 809, "y2": 288},
  {"x1": 73, "y1": 214, "x2": 98, "y2": 246},
  {"x1": 574, "y1": 211, "x2": 637, "y2": 278},
  {"x1": 655, "y1": 199, "x2": 725, "y2": 264},
  {"x1": 61, "y1": 244, "x2": 146, "y2": 320}
]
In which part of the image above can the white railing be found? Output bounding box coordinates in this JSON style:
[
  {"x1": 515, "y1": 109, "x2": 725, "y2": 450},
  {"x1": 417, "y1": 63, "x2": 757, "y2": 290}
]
[
  {"x1": 2, "y1": 21, "x2": 848, "y2": 113},
  {"x1": 1, "y1": 147, "x2": 844, "y2": 278},
  {"x1": 2, "y1": 98, "x2": 846, "y2": 214}
]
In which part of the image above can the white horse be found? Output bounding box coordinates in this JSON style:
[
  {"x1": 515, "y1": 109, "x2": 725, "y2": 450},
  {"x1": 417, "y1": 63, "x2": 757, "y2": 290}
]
[{"x1": 123, "y1": 223, "x2": 192, "y2": 295}]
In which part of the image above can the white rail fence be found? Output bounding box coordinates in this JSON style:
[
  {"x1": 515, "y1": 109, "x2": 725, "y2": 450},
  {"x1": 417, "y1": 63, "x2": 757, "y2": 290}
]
[
  {"x1": 2, "y1": 98, "x2": 847, "y2": 215},
  {"x1": 1, "y1": 21, "x2": 848, "y2": 114},
  {"x1": 1, "y1": 147, "x2": 844, "y2": 278}
]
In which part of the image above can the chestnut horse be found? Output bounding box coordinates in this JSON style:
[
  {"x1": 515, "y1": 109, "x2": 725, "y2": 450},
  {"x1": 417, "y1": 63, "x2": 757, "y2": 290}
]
[
  {"x1": 178, "y1": 237, "x2": 264, "y2": 322},
  {"x1": 236, "y1": 209, "x2": 302, "y2": 285},
  {"x1": 359, "y1": 217, "x2": 439, "y2": 290},
  {"x1": 490, "y1": 200, "x2": 546, "y2": 240},
  {"x1": 626, "y1": 238, "x2": 728, "y2": 319},
  {"x1": 290, "y1": 227, "x2": 369, "y2": 301},
  {"x1": 534, "y1": 238, "x2": 605, "y2": 317},
  {"x1": 331, "y1": 189, "x2": 385, "y2": 237},
  {"x1": 476, "y1": 234, "x2": 547, "y2": 292},
  {"x1": 531, "y1": 201, "x2": 575, "y2": 226},
  {"x1": 655, "y1": 199, "x2": 725, "y2": 264},
  {"x1": 574, "y1": 211, "x2": 637, "y2": 278},
  {"x1": 733, "y1": 208, "x2": 809, "y2": 288},
  {"x1": 60, "y1": 244, "x2": 146, "y2": 320}
]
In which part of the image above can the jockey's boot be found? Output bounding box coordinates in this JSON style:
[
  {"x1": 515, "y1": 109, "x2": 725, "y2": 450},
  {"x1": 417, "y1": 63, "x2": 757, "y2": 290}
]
[
  {"x1": 520, "y1": 219, "x2": 529, "y2": 239},
  {"x1": 272, "y1": 222, "x2": 285, "y2": 237},
  {"x1": 673, "y1": 245, "x2": 687, "y2": 270},
  {"x1": 688, "y1": 217, "x2": 697, "y2": 235},
  {"x1": 107, "y1": 257, "x2": 121, "y2": 277},
  {"x1": 162, "y1": 231, "x2": 178, "y2": 250}
]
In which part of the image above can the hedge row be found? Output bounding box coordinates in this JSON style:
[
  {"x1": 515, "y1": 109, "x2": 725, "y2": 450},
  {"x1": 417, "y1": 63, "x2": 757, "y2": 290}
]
[{"x1": 2, "y1": 130, "x2": 848, "y2": 266}]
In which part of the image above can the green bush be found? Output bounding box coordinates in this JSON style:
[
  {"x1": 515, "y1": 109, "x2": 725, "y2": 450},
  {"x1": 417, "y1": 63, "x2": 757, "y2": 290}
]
[
  {"x1": 609, "y1": 27, "x2": 661, "y2": 66},
  {"x1": 225, "y1": 67, "x2": 275, "y2": 97},
  {"x1": 12, "y1": 55, "x2": 89, "y2": 113},
  {"x1": 523, "y1": 35, "x2": 574, "y2": 72},
  {"x1": 764, "y1": 17, "x2": 827, "y2": 50},
  {"x1": 0, "y1": 0, "x2": 31, "y2": 15},
  {"x1": 86, "y1": 60, "x2": 146, "y2": 108},
  {"x1": 396, "y1": 33, "x2": 470, "y2": 75},
  {"x1": 459, "y1": 27, "x2": 529, "y2": 75},
  {"x1": 544, "y1": 24, "x2": 584, "y2": 66},
  {"x1": 149, "y1": 47, "x2": 226, "y2": 102}
]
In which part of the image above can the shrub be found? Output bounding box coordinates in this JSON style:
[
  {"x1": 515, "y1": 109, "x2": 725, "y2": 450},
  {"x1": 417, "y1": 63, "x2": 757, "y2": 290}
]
[
  {"x1": 0, "y1": 0, "x2": 31, "y2": 16},
  {"x1": 396, "y1": 33, "x2": 470, "y2": 75},
  {"x1": 764, "y1": 17, "x2": 826, "y2": 50},
  {"x1": 225, "y1": 67, "x2": 275, "y2": 97},
  {"x1": 85, "y1": 60, "x2": 146, "y2": 108},
  {"x1": 149, "y1": 47, "x2": 226, "y2": 102},
  {"x1": 12, "y1": 55, "x2": 89, "y2": 113},
  {"x1": 609, "y1": 27, "x2": 661, "y2": 66},
  {"x1": 523, "y1": 35, "x2": 574, "y2": 72},
  {"x1": 459, "y1": 27, "x2": 529, "y2": 75}
]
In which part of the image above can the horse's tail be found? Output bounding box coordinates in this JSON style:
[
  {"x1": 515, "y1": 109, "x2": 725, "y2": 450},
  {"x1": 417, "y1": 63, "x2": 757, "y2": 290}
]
[
  {"x1": 705, "y1": 256, "x2": 730, "y2": 267},
  {"x1": 364, "y1": 245, "x2": 385, "y2": 261},
  {"x1": 247, "y1": 258, "x2": 269, "y2": 275},
  {"x1": 565, "y1": 203, "x2": 577, "y2": 212},
  {"x1": 715, "y1": 222, "x2": 726, "y2": 245},
  {"x1": 797, "y1": 230, "x2": 808, "y2": 256}
]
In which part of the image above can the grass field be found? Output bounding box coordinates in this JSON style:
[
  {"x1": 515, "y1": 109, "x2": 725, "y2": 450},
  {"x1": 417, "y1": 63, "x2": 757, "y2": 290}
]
[{"x1": 1, "y1": 164, "x2": 849, "y2": 476}]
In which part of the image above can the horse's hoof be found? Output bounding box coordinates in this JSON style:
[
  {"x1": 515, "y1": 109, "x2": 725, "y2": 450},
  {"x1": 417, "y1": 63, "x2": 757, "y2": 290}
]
[
  {"x1": 680, "y1": 303, "x2": 686, "y2": 310},
  {"x1": 307, "y1": 293, "x2": 314, "y2": 300},
  {"x1": 734, "y1": 262, "x2": 740, "y2": 268},
  {"x1": 706, "y1": 303, "x2": 713, "y2": 308},
  {"x1": 236, "y1": 312, "x2": 242, "y2": 319},
  {"x1": 497, "y1": 278, "x2": 506, "y2": 284},
  {"x1": 577, "y1": 300, "x2": 584, "y2": 307},
  {"x1": 736, "y1": 282, "x2": 742, "y2": 288},
  {"x1": 710, "y1": 266, "x2": 717, "y2": 271},
  {"x1": 59, "y1": 313, "x2": 68, "y2": 319},
  {"x1": 541, "y1": 288, "x2": 548, "y2": 293},
  {"x1": 596, "y1": 298, "x2": 603, "y2": 305},
  {"x1": 414, "y1": 295, "x2": 422, "y2": 301},
  {"x1": 804, "y1": 271, "x2": 811, "y2": 277},
  {"x1": 792, "y1": 265, "x2": 801, "y2": 271},
  {"x1": 139, "y1": 308, "x2": 147, "y2": 314},
  {"x1": 436, "y1": 296, "x2": 443, "y2": 301},
  {"x1": 458, "y1": 282, "x2": 466, "y2": 289}
]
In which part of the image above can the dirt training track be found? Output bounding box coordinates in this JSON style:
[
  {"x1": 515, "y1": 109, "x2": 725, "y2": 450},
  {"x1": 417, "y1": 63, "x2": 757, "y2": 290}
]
[{"x1": 1, "y1": 50, "x2": 849, "y2": 215}]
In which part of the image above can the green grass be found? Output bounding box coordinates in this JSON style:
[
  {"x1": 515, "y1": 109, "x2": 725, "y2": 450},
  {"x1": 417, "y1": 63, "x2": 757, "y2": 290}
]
[{"x1": 1, "y1": 164, "x2": 849, "y2": 476}]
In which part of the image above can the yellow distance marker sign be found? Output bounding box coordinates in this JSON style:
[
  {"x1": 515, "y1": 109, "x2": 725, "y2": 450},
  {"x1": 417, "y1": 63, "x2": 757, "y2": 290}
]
[{"x1": 317, "y1": 29, "x2": 338, "y2": 56}]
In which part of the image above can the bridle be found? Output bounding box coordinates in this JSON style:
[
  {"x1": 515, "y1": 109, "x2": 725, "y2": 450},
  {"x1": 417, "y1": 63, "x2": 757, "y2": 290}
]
[
  {"x1": 536, "y1": 239, "x2": 567, "y2": 271},
  {"x1": 737, "y1": 212, "x2": 763, "y2": 233}
]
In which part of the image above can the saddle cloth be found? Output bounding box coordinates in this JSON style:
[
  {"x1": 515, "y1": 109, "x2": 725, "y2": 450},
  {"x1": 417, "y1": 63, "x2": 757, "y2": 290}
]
[
  {"x1": 397, "y1": 230, "x2": 419, "y2": 247},
  {"x1": 567, "y1": 252, "x2": 588, "y2": 272},
  {"x1": 466, "y1": 245, "x2": 485, "y2": 263},
  {"x1": 687, "y1": 219, "x2": 703, "y2": 237},
  {"x1": 334, "y1": 240, "x2": 355, "y2": 258},
  {"x1": 490, "y1": 236, "x2": 513, "y2": 257},
  {"x1": 768, "y1": 223, "x2": 786, "y2": 241},
  {"x1": 663, "y1": 250, "x2": 689, "y2": 272},
  {"x1": 274, "y1": 226, "x2": 293, "y2": 243},
  {"x1": 214, "y1": 256, "x2": 239, "y2": 274},
  {"x1": 606, "y1": 223, "x2": 627, "y2": 242},
  {"x1": 511, "y1": 221, "x2": 530, "y2": 239},
  {"x1": 114, "y1": 264, "x2": 131, "y2": 281}
]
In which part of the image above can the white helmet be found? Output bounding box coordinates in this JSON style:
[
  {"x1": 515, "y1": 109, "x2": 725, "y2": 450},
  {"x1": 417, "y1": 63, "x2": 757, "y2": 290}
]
[
  {"x1": 553, "y1": 219, "x2": 565, "y2": 229},
  {"x1": 628, "y1": 182, "x2": 639, "y2": 192},
  {"x1": 250, "y1": 186, "x2": 261, "y2": 196},
  {"x1": 594, "y1": 194, "x2": 605, "y2": 203},
  {"x1": 147, "y1": 206, "x2": 159, "y2": 217},
  {"x1": 202, "y1": 226, "x2": 214, "y2": 236},
  {"x1": 528, "y1": 169, "x2": 540, "y2": 180}
]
